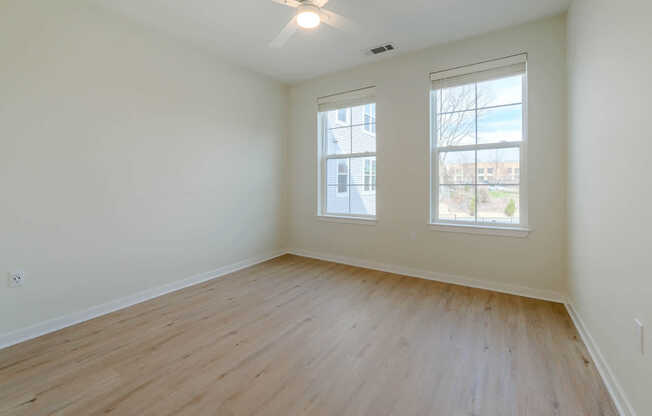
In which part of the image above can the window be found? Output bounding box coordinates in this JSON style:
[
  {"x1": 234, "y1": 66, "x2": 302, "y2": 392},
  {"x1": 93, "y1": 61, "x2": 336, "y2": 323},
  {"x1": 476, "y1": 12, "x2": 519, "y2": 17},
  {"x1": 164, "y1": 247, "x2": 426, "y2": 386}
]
[
  {"x1": 430, "y1": 55, "x2": 527, "y2": 228},
  {"x1": 318, "y1": 87, "x2": 376, "y2": 218},
  {"x1": 363, "y1": 103, "x2": 376, "y2": 135}
]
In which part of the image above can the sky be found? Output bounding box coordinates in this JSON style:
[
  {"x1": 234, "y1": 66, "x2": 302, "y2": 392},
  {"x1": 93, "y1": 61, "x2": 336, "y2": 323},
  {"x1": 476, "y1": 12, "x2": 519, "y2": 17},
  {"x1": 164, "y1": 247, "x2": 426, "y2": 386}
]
[{"x1": 437, "y1": 74, "x2": 523, "y2": 163}]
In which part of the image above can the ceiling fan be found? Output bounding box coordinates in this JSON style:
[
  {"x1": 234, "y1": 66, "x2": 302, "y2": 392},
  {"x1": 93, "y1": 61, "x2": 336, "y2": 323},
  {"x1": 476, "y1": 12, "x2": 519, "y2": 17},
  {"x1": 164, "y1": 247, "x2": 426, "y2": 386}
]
[{"x1": 270, "y1": 0, "x2": 355, "y2": 48}]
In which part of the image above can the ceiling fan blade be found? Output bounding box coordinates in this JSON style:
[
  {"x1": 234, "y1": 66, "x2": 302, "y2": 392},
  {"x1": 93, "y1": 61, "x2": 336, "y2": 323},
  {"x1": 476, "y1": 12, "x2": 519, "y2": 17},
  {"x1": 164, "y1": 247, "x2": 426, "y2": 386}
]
[
  {"x1": 314, "y1": 0, "x2": 329, "y2": 7},
  {"x1": 320, "y1": 8, "x2": 357, "y2": 32},
  {"x1": 270, "y1": 17, "x2": 299, "y2": 48},
  {"x1": 271, "y1": 0, "x2": 301, "y2": 8}
]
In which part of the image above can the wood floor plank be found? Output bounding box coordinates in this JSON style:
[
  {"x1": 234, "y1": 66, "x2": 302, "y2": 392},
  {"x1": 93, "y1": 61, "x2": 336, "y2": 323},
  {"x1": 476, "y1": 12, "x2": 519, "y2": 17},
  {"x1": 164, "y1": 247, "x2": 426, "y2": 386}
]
[{"x1": 0, "y1": 255, "x2": 617, "y2": 415}]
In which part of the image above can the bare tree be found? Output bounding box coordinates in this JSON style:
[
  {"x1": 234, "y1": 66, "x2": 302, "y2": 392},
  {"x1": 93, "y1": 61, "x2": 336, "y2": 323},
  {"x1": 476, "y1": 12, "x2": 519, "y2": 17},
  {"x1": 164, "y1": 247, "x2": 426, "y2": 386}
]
[{"x1": 437, "y1": 85, "x2": 494, "y2": 184}]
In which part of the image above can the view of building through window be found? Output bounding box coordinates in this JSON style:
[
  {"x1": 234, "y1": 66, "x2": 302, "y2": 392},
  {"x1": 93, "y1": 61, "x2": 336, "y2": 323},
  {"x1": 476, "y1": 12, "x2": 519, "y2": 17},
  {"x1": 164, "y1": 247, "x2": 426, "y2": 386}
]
[
  {"x1": 433, "y1": 73, "x2": 524, "y2": 225},
  {"x1": 321, "y1": 103, "x2": 376, "y2": 217},
  {"x1": 362, "y1": 103, "x2": 376, "y2": 135}
]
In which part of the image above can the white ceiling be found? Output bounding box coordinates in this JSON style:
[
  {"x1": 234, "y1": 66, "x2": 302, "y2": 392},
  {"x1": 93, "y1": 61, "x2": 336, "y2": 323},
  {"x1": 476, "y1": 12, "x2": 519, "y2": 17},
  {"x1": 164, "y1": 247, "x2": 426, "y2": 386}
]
[{"x1": 93, "y1": 0, "x2": 570, "y2": 84}]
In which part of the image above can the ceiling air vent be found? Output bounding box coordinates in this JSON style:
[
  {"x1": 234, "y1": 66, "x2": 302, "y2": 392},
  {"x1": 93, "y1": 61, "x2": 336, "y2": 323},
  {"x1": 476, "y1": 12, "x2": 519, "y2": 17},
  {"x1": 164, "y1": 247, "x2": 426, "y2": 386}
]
[{"x1": 369, "y1": 44, "x2": 395, "y2": 55}]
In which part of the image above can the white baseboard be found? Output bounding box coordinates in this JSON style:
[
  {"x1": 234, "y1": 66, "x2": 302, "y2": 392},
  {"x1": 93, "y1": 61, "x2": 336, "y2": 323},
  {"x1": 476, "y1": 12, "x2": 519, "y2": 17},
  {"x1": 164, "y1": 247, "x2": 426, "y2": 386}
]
[
  {"x1": 565, "y1": 302, "x2": 636, "y2": 416},
  {"x1": 287, "y1": 248, "x2": 566, "y2": 303},
  {"x1": 0, "y1": 249, "x2": 286, "y2": 350}
]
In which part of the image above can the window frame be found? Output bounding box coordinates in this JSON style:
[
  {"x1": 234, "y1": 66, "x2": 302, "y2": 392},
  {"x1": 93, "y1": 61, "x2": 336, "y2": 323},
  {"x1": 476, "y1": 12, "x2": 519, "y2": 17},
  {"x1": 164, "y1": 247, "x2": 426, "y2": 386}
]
[
  {"x1": 428, "y1": 57, "x2": 529, "y2": 234},
  {"x1": 317, "y1": 89, "x2": 377, "y2": 222}
]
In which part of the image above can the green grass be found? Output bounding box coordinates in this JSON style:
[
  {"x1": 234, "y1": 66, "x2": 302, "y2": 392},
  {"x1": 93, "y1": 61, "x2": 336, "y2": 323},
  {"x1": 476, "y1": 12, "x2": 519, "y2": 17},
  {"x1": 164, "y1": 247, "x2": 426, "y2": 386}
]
[{"x1": 489, "y1": 189, "x2": 518, "y2": 199}]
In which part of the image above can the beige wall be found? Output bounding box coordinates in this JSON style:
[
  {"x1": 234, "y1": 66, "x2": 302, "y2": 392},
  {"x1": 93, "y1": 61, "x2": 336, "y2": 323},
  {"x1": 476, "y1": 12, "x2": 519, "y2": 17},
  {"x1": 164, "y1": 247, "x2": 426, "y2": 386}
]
[
  {"x1": 567, "y1": 0, "x2": 652, "y2": 414},
  {"x1": 1, "y1": 1, "x2": 649, "y2": 411},
  {"x1": 0, "y1": 0, "x2": 287, "y2": 334},
  {"x1": 288, "y1": 15, "x2": 568, "y2": 296}
]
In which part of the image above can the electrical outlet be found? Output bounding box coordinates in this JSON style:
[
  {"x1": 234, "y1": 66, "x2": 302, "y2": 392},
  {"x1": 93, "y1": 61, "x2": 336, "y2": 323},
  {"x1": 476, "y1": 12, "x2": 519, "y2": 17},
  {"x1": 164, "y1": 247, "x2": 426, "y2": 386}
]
[
  {"x1": 635, "y1": 319, "x2": 644, "y2": 355},
  {"x1": 8, "y1": 272, "x2": 24, "y2": 288}
]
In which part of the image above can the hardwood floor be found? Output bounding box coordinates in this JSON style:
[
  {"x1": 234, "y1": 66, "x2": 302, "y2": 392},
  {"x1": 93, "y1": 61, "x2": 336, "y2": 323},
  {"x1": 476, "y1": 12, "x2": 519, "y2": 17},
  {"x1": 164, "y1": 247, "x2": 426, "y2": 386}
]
[{"x1": 0, "y1": 255, "x2": 617, "y2": 415}]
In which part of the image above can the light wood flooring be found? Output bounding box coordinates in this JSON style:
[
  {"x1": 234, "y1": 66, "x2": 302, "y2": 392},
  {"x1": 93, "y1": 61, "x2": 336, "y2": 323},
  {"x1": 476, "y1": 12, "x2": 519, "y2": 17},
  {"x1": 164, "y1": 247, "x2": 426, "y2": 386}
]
[{"x1": 0, "y1": 254, "x2": 617, "y2": 415}]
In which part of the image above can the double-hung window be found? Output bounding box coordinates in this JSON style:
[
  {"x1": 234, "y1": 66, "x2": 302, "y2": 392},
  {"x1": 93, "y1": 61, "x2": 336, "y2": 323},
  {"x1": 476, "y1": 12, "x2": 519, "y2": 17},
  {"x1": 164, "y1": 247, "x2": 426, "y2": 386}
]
[
  {"x1": 318, "y1": 87, "x2": 377, "y2": 218},
  {"x1": 430, "y1": 54, "x2": 528, "y2": 229}
]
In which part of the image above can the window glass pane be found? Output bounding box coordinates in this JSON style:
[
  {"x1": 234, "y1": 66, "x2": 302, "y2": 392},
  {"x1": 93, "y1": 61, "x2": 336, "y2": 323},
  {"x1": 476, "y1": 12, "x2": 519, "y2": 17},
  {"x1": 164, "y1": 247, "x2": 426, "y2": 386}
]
[
  {"x1": 477, "y1": 148, "x2": 520, "y2": 184},
  {"x1": 337, "y1": 108, "x2": 350, "y2": 125},
  {"x1": 438, "y1": 185, "x2": 475, "y2": 222},
  {"x1": 337, "y1": 162, "x2": 348, "y2": 193},
  {"x1": 322, "y1": 102, "x2": 376, "y2": 218},
  {"x1": 352, "y1": 103, "x2": 375, "y2": 125},
  {"x1": 326, "y1": 158, "x2": 348, "y2": 186},
  {"x1": 437, "y1": 110, "x2": 476, "y2": 147},
  {"x1": 326, "y1": 127, "x2": 351, "y2": 155},
  {"x1": 439, "y1": 151, "x2": 475, "y2": 185},
  {"x1": 476, "y1": 185, "x2": 520, "y2": 224},
  {"x1": 436, "y1": 84, "x2": 476, "y2": 113},
  {"x1": 362, "y1": 106, "x2": 376, "y2": 134},
  {"x1": 477, "y1": 104, "x2": 522, "y2": 144},
  {"x1": 366, "y1": 104, "x2": 376, "y2": 133},
  {"x1": 352, "y1": 125, "x2": 376, "y2": 153},
  {"x1": 476, "y1": 75, "x2": 523, "y2": 108},
  {"x1": 350, "y1": 105, "x2": 363, "y2": 125},
  {"x1": 349, "y1": 157, "x2": 376, "y2": 187},
  {"x1": 431, "y1": 69, "x2": 526, "y2": 226},
  {"x1": 349, "y1": 185, "x2": 376, "y2": 216},
  {"x1": 325, "y1": 109, "x2": 350, "y2": 127},
  {"x1": 326, "y1": 185, "x2": 349, "y2": 214},
  {"x1": 349, "y1": 157, "x2": 364, "y2": 186},
  {"x1": 364, "y1": 160, "x2": 371, "y2": 190}
]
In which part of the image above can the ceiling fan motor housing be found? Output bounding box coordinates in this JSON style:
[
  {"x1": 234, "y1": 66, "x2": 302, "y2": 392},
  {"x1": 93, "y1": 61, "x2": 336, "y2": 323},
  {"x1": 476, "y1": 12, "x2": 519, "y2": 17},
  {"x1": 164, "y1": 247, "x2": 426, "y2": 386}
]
[{"x1": 297, "y1": 2, "x2": 320, "y2": 15}]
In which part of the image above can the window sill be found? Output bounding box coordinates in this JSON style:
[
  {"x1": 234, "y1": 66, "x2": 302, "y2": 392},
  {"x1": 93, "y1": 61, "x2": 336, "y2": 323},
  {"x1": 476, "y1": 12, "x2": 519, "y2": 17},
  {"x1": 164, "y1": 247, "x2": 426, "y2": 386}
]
[
  {"x1": 317, "y1": 215, "x2": 377, "y2": 226},
  {"x1": 429, "y1": 222, "x2": 531, "y2": 238}
]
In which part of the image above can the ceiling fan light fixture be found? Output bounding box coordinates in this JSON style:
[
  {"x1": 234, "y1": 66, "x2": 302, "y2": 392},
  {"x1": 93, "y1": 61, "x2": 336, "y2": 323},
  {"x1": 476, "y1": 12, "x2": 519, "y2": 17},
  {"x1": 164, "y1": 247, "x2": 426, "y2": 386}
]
[{"x1": 296, "y1": 4, "x2": 321, "y2": 29}]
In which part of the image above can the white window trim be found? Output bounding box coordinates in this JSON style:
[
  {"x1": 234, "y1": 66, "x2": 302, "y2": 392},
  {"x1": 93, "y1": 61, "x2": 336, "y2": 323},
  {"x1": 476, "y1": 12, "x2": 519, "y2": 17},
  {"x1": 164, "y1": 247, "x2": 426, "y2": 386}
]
[
  {"x1": 428, "y1": 54, "x2": 529, "y2": 235},
  {"x1": 430, "y1": 222, "x2": 531, "y2": 238},
  {"x1": 317, "y1": 215, "x2": 378, "y2": 226},
  {"x1": 317, "y1": 87, "x2": 377, "y2": 221}
]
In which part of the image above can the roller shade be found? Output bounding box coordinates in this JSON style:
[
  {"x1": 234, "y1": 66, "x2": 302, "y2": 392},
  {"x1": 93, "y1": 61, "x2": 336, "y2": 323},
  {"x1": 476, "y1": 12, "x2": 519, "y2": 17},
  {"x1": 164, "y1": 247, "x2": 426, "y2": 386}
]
[
  {"x1": 317, "y1": 86, "x2": 376, "y2": 112},
  {"x1": 431, "y1": 54, "x2": 527, "y2": 90}
]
